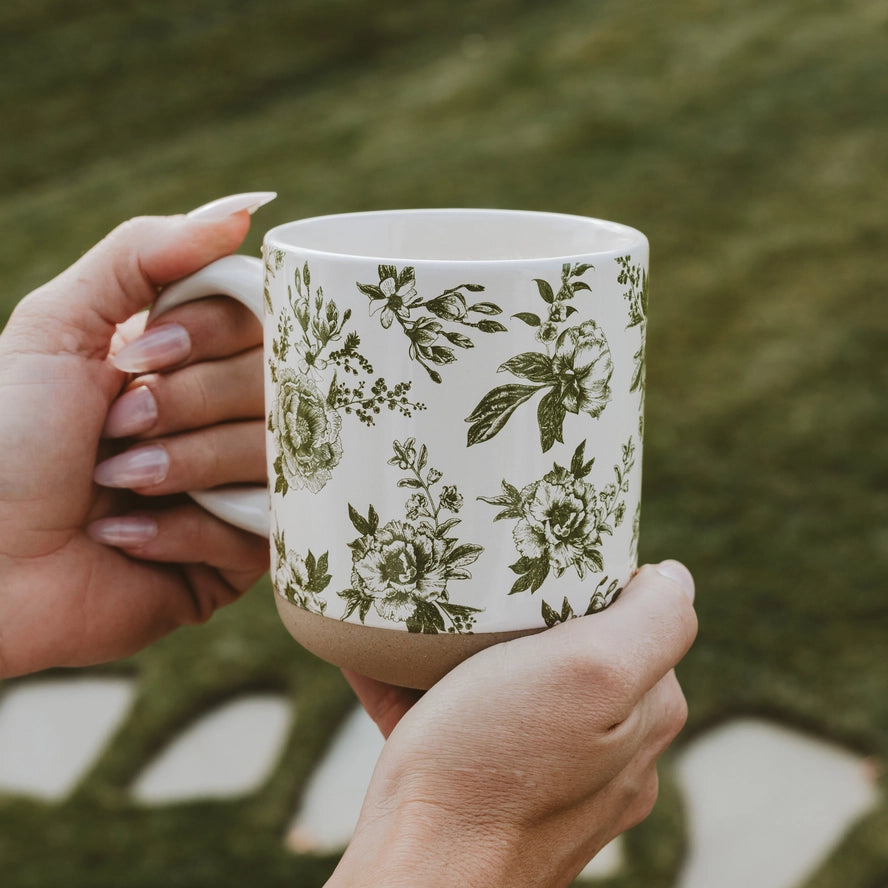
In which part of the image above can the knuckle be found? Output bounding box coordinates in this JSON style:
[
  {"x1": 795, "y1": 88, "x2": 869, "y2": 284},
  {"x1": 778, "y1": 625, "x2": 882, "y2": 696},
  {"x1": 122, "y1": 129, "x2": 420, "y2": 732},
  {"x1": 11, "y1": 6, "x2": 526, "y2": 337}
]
[{"x1": 622, "y1": 771, "x2": 660, "y2": 830}]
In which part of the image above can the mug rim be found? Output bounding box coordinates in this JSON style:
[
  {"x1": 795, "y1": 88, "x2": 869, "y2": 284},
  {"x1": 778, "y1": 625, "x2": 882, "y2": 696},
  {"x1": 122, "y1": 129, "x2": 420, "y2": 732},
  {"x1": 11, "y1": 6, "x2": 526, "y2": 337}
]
[{"x1": 263, "y1": 207, "x2": 647, "y2": 264}]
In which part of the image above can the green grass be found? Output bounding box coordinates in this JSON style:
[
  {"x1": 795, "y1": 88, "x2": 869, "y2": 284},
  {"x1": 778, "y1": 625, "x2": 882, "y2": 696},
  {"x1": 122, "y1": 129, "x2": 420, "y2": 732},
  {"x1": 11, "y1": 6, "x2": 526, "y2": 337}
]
[{"x1": 2, "y1": 0, "x2": 887, "y2": 884}]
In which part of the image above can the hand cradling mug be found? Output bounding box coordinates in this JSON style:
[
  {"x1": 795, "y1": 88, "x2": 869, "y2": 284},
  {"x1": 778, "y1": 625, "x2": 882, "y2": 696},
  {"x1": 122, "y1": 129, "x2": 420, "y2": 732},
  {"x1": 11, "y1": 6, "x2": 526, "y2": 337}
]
[{"x1": 152, "y1": 209, "x2": 649, "y2": 688}]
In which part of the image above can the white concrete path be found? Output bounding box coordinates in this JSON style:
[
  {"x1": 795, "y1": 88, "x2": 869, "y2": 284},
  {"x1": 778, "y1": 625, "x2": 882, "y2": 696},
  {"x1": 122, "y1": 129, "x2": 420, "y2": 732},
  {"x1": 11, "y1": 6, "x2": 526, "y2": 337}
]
[{"x1": 0, "y1": 678, "x2": 881, "y2": 885}]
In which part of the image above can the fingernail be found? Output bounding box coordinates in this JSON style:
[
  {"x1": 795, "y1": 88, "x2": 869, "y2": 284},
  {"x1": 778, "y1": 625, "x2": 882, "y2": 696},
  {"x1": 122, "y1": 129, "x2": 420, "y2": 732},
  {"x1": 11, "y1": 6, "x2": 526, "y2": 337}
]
[
  {"x1": 103, "y1": 386, "x2": 158, "y2": 437},
  {"x1": 655, "y1": 560, "x2": 695, "y2": 603},
  {"x1": 110, "y1": 323, "x2": 191, "y2": 373},
  {"x1": 94, "y1": 445, "x2": 169, "y2": 488},
  {"x1": 187, "y1": 191, "x2": 277, "y2": 221},
  {"x1": 87, "y1": 516, "x2": 158, "y2": 547}
]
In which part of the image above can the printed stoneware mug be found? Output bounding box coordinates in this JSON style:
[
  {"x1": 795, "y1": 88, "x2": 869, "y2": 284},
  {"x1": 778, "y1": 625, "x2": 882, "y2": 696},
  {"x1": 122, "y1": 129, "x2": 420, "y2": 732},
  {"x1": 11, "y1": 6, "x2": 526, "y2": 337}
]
[{"x1": 152, "y1": 208, "x2": 649, "y2": 688}]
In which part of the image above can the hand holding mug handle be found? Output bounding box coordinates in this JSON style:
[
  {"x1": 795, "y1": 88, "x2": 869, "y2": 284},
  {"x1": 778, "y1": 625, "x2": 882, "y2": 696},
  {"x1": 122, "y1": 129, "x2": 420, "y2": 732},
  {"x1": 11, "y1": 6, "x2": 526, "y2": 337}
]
[{"x1": 149, "y1": 254, "x2": 270, "y2": 537}]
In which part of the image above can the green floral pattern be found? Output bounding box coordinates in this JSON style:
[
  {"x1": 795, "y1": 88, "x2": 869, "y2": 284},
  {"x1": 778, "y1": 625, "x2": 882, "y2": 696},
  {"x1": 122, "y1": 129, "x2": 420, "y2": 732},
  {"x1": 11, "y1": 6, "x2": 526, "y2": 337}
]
[
  {"x1": 541, "y1": 576, "x2": 623, "y2": 627},
  {"x1": 267, "y1": 261, "x2": 424, "y2": 495},
  {"x1": 338, "y1": 439, "x2": 484, "y2": 633},
  {"x1": 618, "y1": 254, "x2": 648, "y2": 402},
  {"x1": 357, "y1": 265, "x2": 507, "y2": 383},
  {"x1": 465, "y1": 264, "x2": 614, "y2": 451},
  {"x1": 272, "y1": 524, "x2": 332, "y2": 616},
  {"x1": 265, "y1": 250, "x2": 646, "y2": 632},
  {"x1": 479, "y1": 438, "x2": 635, "y2": 596}
]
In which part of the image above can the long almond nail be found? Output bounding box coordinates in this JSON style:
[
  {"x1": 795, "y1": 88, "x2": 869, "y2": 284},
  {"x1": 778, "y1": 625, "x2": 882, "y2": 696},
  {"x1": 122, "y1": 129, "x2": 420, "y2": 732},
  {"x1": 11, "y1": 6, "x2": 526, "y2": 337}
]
[
  {"x1": 103, "y1": 386, "x2": 158, "y2": 437},
  {"x1": 110, "y1": 323, "x2": 191, "y2": 373},
  {"x1": 94, "y1": 445, "x2": 169, "y2": 488},
  {"x1": 87, "y1": 516, "x2": 158, "y2": 547},
  {"x1": 187, "y1": 191, "x2": 277, "y2": 221}
]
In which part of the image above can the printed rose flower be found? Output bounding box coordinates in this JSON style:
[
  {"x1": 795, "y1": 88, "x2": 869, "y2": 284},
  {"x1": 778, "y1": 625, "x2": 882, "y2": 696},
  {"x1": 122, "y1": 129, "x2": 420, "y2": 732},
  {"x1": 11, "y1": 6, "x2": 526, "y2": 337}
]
[
  {"x1": 276, "y1": 550, "x2": 325, "y2": 614},
  {"x1": 351, "y1": 521, "x2": 449, "y2": 622},
  {"x1": 405, "y1": 493, "x2": 430, "y2": 520},
  {"x1": 270, "y1": 368, "x2": 343, "y2": 493},
  {"x1": 439, "y1": 484, "x2": 464, "y2": 513},
  {"x1": 551, "y1": 320, "x2": 614, "y2": 417},
  {"x1": 513, "y1": 475, "x2": 605, "y2": 578}
]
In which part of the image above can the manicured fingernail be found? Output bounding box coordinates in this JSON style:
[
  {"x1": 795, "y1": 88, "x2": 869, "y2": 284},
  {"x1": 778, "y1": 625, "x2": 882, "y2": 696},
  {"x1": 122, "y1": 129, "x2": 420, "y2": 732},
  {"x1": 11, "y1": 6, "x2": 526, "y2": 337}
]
[
  {"x1": 656, "y1": 560, "x2": 695, "y2": 603},
  {"x1": 103, "y1": 386, "x2": 158, "y2": 437},
  {"x1": 110, "y1": 323, "x2": 191, "y2": 373},
  {"x1": 187, "y1": 191, "x2": 277, "y2": 221},
  {"x1": 94, "y1": 445, "x2": 169, "y2": 488},
  {"x1": 87, "y1": 516, "x2": 158, "y2": 547}
]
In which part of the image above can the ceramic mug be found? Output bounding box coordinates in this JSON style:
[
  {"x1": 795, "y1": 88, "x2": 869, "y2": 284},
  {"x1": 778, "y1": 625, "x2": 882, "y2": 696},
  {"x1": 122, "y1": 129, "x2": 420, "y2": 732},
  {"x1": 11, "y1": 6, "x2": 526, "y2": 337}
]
[{"x1": 151, "y1": 208, "x2": 649, "y2": 688}]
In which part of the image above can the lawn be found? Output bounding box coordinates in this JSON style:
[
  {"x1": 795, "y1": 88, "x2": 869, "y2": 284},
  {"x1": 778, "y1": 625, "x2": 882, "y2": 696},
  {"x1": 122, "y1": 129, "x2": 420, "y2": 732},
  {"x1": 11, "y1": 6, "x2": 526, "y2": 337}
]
[{"x1": 1, "y1": 0, "x2": 886, "y2": 885}]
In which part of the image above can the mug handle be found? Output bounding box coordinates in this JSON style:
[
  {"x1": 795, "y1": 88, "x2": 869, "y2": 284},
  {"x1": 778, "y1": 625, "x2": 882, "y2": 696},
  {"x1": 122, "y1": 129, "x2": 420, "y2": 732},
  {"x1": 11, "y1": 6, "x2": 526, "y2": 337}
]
[{"x1": 147, "y1": 254, "x2": 270, "y2": 538}]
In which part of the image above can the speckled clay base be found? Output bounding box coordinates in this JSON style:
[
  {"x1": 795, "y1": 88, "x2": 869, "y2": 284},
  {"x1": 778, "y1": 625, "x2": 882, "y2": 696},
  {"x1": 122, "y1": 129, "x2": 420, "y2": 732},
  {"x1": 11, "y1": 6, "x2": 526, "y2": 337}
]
[{"x1": 274, "y1": 594, "x2": 540, "y2": 690}]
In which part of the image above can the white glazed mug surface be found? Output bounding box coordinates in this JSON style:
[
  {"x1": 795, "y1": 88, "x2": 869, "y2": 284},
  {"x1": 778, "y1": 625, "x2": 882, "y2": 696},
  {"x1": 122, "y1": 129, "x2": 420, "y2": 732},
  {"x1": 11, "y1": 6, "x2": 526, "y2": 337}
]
[{"x1": 152, "y1": 209, "x2": 649, "y2": 681}]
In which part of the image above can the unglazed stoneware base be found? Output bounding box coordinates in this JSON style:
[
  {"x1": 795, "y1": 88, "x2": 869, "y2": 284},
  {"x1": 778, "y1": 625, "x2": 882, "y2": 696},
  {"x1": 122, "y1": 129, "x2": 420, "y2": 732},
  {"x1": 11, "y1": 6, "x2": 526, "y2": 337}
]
[{"x1": 274, "y1": 594, "x2": 541, "y2": 690}]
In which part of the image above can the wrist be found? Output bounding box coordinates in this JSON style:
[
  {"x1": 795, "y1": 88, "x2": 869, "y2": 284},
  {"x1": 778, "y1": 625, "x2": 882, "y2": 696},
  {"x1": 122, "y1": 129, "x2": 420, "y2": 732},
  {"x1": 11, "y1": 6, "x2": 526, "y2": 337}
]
[{"x1": 325, "y1": 797, "x2": 522, "y2": 888}]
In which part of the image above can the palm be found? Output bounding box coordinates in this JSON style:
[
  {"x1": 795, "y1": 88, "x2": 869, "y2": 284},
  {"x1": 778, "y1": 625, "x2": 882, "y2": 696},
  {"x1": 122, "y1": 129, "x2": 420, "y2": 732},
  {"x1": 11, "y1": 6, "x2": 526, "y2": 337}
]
[{"x1": 0, "y1": 348, "x2": 198, "y2": 674}]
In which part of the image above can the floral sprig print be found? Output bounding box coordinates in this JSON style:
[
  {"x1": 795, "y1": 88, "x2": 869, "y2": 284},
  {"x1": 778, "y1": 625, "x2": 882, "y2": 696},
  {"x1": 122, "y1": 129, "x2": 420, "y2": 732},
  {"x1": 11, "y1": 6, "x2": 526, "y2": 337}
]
[
  {"x1": 268, "y1": 262, "x2": 424, "y2": 495},
  {"x1": 272, "y1": 524, "x2": 331, "y2": 616},
  {"x1": 357, "y1": 265, "x2": 507, "y2": 383},
  {"x1": 338, "y1": 439, "x2": 484, "y2": 634},
  {"x1": 479, "y1": 438, "x2": 635, "y2": 595},
  {"x1": 618, "y1": 255, "x2": 648, "y2": 397},
  {"x1": 466, "y1": 264, "x2": 613, "y2": 451},
  {"x1": 540, "y1": 577, "x2": 623, "y2": 628}
]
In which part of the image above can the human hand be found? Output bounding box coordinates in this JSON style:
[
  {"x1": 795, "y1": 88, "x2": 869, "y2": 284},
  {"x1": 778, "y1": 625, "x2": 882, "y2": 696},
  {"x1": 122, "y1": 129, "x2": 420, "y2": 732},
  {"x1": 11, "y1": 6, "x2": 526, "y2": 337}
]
[
  {"x1": 0, "y1": 193, "x2": 274, "y2": 679},
  {"x1": 334, "y1": 561, "x2": 697, "y2": 888}
]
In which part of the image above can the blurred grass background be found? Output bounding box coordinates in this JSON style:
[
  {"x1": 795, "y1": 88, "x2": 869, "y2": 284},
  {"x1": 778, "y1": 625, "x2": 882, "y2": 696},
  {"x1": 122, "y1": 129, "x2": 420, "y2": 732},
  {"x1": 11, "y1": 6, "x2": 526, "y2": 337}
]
[{"x1": 1, "y1": 0, "x2": 886, "y2": 885}]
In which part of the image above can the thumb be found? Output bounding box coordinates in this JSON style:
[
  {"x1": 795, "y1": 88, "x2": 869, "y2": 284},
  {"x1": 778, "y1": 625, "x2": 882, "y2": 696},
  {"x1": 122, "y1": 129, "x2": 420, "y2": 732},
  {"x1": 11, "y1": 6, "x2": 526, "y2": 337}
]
[{"x1": 9, "y1": 208, "x2": 253, "y2": 355}]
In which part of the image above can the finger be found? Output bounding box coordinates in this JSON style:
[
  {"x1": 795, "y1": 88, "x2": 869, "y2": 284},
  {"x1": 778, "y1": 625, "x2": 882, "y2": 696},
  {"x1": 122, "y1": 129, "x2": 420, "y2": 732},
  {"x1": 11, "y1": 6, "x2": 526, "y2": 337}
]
[
  {"x1": 109, "y1": 295, "x2": 263, "y2": 374},
  {"x1": 14, "y1": 211, "x2": 253, "y2": 358},
  {"x1": 94, "y1": 421, "x2": 266, "y2": 495},
  {"x1": 87, "y1": 503, "x2": 269, "y2": 583},
  {"x1": 342, "y1": 670, "x2": 424, "y2": 739},
  {"x1": 103, "y1": 347, "x2": 264, "y2": 438},
  {"x1": 541, "y1": 562, "x2": 698, "y2": 709}
]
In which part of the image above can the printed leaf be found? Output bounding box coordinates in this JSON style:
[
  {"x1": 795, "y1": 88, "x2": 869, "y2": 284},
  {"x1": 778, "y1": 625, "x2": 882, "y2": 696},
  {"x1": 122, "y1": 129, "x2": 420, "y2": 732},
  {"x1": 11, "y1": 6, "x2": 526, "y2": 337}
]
[
  {"x1": 396, "y1": 266, "x2": 415, "y2": 288},
  {"x1": 406, "y1": 601, "x2": 446, "y2": 634},
  {"x1": 468, "y1": 301, "x2": 502, "y2": 315},
  {"x1": 570, "y1": 441, "x2": 587, "y2": 478},
  {"x1": 466, "y1": 384, "x2": 542, "y2": 446},
  {"x1": 571, "y1": 281, "x2": 591, "y2": 293},
  {"x1": 574, "y1": 263, "x2": 594, "y2": 275},
  {"x1": 357, "y1": 282, "x2": 382, "y2": 298},
  {"x1": 443, "y1": 330, "x2": 475, "y2": 349},
  {"x1": 476, "y1": 319, "x2": 508, "y2": 333},
  {"x1": 368, "y1": 504, "x2": 379, "y2": 533},
  {"x1": 509, "y1": 572, "x2": 536, "y2": 595},
  {"x1": 379, "y1": 264, "x2": 398, "y2": 281},
  {"x1": 499, "y1": 352, "x2": 556, "y2": 383},
  {"x1": 541, "y1": 600, "x2": 560, "y2": 628},
  {"x1": 397, "y1": 477, "x2": 424, "y2": 488},
  {"x1": 513, "y1": 312, "x2": 542, "y2": 327},
  {"x1": 447, "y1": 543, "x2": 484, "y2": 568},
  {"x1": 537, "y1": 387, "x2": 567, "y2": 452},
  {"x1": 436, "y1": 516, "x2": 461, "y2": 535},
  {"x1": 535, "y1": 278, "x2": 556, "y2": 304},
  {"x1": 348, "y1": 503, "x2": 372, "y2": 535},
  {"x1": 417, "y1": 443, "x2": 428, "y2": 471}
]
